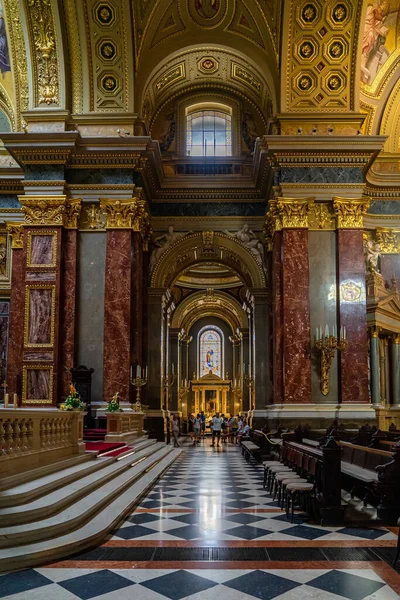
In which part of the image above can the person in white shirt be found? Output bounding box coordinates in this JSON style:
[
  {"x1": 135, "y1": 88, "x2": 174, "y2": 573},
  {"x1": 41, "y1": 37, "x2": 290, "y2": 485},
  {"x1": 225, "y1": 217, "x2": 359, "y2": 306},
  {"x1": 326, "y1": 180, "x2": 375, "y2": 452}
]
[
  {"x1": 237, "y1": 420, "x2": 250, "y2": 445},
  {"x1": 192, "y1": 413, "x2": 201, "y2": 446},
  {"x1": 211, "y1": 412, "x2": 223, "y2": 447}
]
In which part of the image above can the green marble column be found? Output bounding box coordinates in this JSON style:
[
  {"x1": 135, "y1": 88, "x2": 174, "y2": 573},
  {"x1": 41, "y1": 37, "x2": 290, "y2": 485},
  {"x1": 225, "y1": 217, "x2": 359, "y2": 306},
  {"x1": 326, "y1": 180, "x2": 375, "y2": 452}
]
[{"x1": 370, "y1": 328, "x2": 380, "y2": 405}]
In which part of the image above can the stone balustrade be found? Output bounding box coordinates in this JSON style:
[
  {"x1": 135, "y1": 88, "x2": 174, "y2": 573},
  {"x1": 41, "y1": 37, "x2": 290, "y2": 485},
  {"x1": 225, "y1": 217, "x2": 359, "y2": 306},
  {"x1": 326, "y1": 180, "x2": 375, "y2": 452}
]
[
  {"x1": 0, "y1": 409, "x2": 85, "y2": 475},
  {"x1": 105, "y1": 411, "x2": 145, "y2": 443}
]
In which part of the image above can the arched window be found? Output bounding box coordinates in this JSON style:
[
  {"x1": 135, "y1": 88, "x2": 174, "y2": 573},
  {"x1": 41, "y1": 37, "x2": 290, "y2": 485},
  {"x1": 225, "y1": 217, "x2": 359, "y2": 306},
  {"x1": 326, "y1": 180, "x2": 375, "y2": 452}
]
[
  {"x1": 198, "y1": 325, "x2": 224, "y2": 378},
  {"x1": 186, "y1": 110, "x2": 232, "y2": 157}
]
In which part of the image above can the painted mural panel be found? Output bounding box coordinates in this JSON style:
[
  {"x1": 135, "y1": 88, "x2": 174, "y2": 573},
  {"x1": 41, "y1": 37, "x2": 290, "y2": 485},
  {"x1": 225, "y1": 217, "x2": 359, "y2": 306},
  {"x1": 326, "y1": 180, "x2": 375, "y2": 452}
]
[{"x1": 361, "y1": 1, "x2": 400, "y2": 88}]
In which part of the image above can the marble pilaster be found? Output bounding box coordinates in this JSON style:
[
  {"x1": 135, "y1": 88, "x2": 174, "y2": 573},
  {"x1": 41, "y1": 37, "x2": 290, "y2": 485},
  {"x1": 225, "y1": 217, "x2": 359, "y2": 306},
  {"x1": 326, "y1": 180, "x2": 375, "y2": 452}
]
[
  {"x1": 271, "y1": 231, "x2": 283, "y2": 403},
  {"x1": 61, "y1": 228, "x2": 78, "y2": 400},
  {"x1": 392, "y1": 336, "x2": 400, "y2": 406},
  {"x1": 6, "y1": 225, "x2": 25, "y2": 399},
  {"x1": 369, "y1": 328, "x2": 380, "y2": 405}
]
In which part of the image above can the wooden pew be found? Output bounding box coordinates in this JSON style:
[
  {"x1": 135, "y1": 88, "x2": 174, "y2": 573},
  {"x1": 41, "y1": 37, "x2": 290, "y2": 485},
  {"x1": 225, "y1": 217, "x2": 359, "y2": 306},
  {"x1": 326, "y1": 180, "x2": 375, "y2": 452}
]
[
  {"x1": 338, "y1": 440, "x2": 400, "y2": 523},
  {"x1": 282, "y1": 435, "x2": 344, "y2": 525}
]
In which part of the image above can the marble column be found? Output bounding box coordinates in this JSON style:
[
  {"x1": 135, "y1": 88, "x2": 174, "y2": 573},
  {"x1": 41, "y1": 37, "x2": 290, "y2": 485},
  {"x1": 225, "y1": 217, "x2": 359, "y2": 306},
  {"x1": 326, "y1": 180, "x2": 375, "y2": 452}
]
[
  {"x1": 333, "y1": 197, "x2": 370, "y2": 403},
  {"x1": 379, "y1": 337, "x2": 386, "y2": 404},
  {"x1": 369, "y1": 328, "x2": 380, "y2": 405},
  {"x1": 6, "y1": 224, "x2": 25, "y2": 399},
  {"x1": 169, "y1": 328, "x2": 180, "y2": 412},
  {"x1": 251, "y1": 289, "x2": 270, "y2": 408},
  {"x1": 271, "y1": 229, "x2": 283, "y2": 404},
  {"x1": 17, "y1": 196, "x2": 81, "y2": 407},
  {"x1": 61, "y1": 225, "x2": 79, "y2": 401},
  {"x1": 392, "y1": 335, "x2": 400, "y2": 406},
  {"x1": 271, "y1": 198, "x2": 313, "y2": 403},
  {"x1": 101, "y1": 198, "x2": 150, "y2": 404}
]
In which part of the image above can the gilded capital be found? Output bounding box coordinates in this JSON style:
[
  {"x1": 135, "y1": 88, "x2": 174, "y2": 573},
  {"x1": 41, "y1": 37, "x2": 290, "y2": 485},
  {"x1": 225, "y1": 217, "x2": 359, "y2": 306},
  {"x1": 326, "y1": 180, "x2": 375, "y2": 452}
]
[
  {"x1": 65, "y1": 198, "x2": 82, "y2": 229},
  {"x1": 277, "y1": 197, "x2": 315, "y2": 229},
  {"x1": 100, "y1": 198, "x2": 152, "y2": 244},
  {"x1": 19, "y1": 195, "x2": 67, "y2": 226},
  {"x1": 333, "y1": 197, "x2": 370, "y2": 229},
  {"x1": 264, "y1": 200, "x2": 282, "y2": 250},
  {"x1": 6, "y1": 222, "x2": 24, "y2": 249}
]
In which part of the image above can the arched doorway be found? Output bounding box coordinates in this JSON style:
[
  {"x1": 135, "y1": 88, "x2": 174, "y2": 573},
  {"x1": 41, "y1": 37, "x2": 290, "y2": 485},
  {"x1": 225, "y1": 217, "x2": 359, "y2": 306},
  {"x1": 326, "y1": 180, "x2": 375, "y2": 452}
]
[{"x1": 146, "y1": 230, "x2": 268, "y2": 439}]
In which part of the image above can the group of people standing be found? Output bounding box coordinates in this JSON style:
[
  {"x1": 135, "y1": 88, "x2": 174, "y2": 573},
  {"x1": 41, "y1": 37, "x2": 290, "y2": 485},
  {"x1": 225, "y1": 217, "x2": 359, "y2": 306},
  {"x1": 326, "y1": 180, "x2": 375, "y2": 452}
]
[{"x1": 189, "y1": 412, "x2": 250, "y2": 447}]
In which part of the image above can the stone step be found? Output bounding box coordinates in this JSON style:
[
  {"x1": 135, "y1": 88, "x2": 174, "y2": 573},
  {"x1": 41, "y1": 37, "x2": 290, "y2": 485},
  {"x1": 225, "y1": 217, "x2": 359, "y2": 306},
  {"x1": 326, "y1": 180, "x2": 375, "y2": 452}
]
[
  {"x1": 0, "y1": 444, "x2": 172, "y2": 548},
  {"x1": 0, "y1": 441, "x2": 164, "y2": 526},
  {"x1": 0, "y1": 453, "x2": 94, "y2": 492},
  {"x1": 0, "y1": 437, "x2": 156, "y2": 508},
  {"x1": 0, "y1": 447, "x2": 181, "y2": 572}
]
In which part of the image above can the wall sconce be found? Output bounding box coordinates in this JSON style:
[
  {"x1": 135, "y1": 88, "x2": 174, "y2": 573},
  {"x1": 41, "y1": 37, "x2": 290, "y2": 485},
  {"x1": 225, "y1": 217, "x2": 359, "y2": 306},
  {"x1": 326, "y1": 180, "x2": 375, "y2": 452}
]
[{"x1": 315, "y1": 325, "x2": 348, "y2": 395}]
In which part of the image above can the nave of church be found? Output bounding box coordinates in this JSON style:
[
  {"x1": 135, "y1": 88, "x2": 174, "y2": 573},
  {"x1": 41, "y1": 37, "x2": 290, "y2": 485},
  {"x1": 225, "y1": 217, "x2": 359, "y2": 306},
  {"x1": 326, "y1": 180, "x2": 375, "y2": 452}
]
[
  {"x1": 2, "y1": 0, "x2": 400, "y2": 597},
  {"x1": 2, "y1": 441, "x2": 400, "y2": 600}
]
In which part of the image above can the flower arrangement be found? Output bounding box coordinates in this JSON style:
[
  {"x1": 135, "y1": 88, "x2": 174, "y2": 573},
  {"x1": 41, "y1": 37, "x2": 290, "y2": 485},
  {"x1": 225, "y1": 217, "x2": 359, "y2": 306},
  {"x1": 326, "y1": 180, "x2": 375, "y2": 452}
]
[
  {"x1": 106, "y1": 392, "x2": 123, "y2": 413},
  {"x1": 60, "y1": 383, "x2": 86, "y2": 411}
]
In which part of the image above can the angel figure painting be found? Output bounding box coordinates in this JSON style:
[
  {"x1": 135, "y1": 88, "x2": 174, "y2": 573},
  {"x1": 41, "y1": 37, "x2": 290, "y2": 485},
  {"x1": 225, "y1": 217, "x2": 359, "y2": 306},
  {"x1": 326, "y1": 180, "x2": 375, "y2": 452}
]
[{"x1": 361, "y1": 1, "x2": 400, "y2": 86}]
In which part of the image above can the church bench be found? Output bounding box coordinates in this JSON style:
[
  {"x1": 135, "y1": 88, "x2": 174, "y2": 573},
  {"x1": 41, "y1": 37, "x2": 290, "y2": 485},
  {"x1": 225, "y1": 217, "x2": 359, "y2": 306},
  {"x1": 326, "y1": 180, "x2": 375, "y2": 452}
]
[
  {"x1": 279, "y1": 437, "x2": 343, "y2": 525},
  {"x1": 241, "y1": 440, "x2": 260, "y2": 462},
  {"x1": 338, "y1": 440, "x2": 400, "y2": 522},
  {"x1": 250, "y1": 429, "x2": 281, "y2": 458}
]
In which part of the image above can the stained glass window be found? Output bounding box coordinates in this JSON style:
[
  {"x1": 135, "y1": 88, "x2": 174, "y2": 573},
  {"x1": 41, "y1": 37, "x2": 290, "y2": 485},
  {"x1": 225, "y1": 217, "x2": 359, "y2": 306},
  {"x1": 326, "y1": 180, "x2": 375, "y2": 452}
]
[
  {"x1": 198, "y1": 326, "x2": 224, "y2": 378},
  {"x1": 186, "y1": 110, "x2": 232, "y2": 157}
]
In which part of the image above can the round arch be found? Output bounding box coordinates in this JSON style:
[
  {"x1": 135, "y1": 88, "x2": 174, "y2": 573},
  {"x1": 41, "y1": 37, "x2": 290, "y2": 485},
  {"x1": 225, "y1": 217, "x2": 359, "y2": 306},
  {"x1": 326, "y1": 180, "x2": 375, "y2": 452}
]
[
  {"x1": 171, "y1": 289, "x2": 248, "y2": 333},
  {"x1": 150, "y1": 231, "x2": 267, "y2": 289}
]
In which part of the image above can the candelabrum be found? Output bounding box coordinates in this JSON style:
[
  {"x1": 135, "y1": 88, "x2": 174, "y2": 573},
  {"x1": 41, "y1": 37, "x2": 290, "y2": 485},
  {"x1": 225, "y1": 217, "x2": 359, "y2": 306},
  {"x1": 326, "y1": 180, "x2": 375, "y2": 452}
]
[
  {"x1": 231, "y1": 378, "x2": 242, "y2": 412},
  {"x1": 179, "y1": 379, "x2": 190, "y2": 414},
  {"x1": 243, "y1": 373, "x2": 255, "y2": 411},
  {"x1": 130, "y1": 365, "x2": 147, "y2": 408},
  {"x1": 315, "y1": 325, "x2": 348, "y2": 396},
  {"x1": 162, "y1": 371, "x2": 175, "y2": 411}
]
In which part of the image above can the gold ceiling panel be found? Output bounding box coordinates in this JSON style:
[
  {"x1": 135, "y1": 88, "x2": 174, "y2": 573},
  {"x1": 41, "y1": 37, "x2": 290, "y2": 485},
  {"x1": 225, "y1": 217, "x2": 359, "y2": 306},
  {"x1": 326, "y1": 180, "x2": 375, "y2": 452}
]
[{"x1": 283, "y1": 0, "x2": 361, "y2": 112}]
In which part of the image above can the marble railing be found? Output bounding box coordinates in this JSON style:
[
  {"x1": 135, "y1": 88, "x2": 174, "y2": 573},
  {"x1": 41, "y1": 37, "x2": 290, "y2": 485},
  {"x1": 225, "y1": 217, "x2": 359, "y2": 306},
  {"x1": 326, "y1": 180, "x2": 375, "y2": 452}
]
[
  {"x1": 105, "y1": 411, "x2": 145, "y2": 443},
  {"x1": 0, "y1": 409, "x2": 85, "y2": 475}
]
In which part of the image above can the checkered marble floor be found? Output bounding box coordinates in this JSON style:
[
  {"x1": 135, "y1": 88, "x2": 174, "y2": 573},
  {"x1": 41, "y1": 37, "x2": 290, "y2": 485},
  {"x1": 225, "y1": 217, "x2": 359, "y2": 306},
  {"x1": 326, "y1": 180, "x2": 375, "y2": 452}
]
[
  {"x1": 2, "y1": 567, "x2": 398, "y2": 600},
  {"x1": 2, "y1": 441, "x2": 400, "y2": 600}
]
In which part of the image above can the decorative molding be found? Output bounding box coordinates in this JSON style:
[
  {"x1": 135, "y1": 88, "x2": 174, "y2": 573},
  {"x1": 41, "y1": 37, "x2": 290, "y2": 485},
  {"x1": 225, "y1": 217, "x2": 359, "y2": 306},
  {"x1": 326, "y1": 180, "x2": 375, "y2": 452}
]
[
  {"x1": 333, "y1": 196, "x2": 371, "y2": 229},
  {"x1": 24, "y1": 0, "x2": 60, "y2": 106},
  {"x1": 64, "y1": 198, "x2": 82, "y2": 229},
  {"x1": 100, "y1": 198, "x2": 152, "y2": 243},
  {"x1": 20, "y1": 196, "x2": 67, "y2": 226},
  {"x1": 63, "y1": 0, "x2": 83, "y2": 113},
  {"x1": 6, "y1": 222, "x2": 24, "y2": 249},
  {"x1": 276, "y1": 197, "x2": 315, "y2": 229},
  {"x1": 4, "y1": 0, "x2": 29, "y2": 127}
]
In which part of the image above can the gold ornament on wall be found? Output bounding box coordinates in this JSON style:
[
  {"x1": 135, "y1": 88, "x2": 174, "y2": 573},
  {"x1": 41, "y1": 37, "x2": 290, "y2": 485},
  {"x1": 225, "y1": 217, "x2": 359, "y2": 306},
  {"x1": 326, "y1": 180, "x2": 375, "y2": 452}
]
[
  {"x1": 6, "y1": 222, "x2": 24, "y2": 249},
  {"x1": 333, "y1": 197, "x2": 371, "y2": 229},
  {"x1": 20, "y1": 196, "x2": 67, "y2": 226},
  {"x1": 25, "y1": 0, "x2": 59, "y2": 106},
  {"x1": 276, "y1": 197, "x2": 315, "y2": 229}
]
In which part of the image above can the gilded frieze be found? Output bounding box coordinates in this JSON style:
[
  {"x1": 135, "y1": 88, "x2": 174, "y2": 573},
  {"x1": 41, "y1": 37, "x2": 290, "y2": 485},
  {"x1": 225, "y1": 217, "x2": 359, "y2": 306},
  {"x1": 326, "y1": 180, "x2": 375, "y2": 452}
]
[{"x1": 24, "y1": 0, "x2": 59, "y2": 106}]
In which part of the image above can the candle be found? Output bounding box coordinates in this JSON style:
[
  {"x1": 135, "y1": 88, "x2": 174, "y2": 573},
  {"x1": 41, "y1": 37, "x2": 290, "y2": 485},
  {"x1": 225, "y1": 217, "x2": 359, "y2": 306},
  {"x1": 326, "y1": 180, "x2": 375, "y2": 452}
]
[
  {"x1": 4, "y1": 393, "x2": 8, "y2": 408},
  {"x1": 325, "y1": 324, "x2": 329, "y2": 338},
  {"x1": 172, "y1": 363, "x2": 175, "y2": 374},
  {"x1": 136, "y1": 364, "x2": 140, "y2": 378},
  {"x1": 145, "y1": 366, "x2": 148, "y2": 379},
  {"x1": 13, "y1": 393, "x2": 17, "y2": 408},
  {"x1": 130, "y1": 365, "x2": 133, "y2": 380},
  {"x1": 343, "y1": 326, "x2": 346, "y2": 340}
]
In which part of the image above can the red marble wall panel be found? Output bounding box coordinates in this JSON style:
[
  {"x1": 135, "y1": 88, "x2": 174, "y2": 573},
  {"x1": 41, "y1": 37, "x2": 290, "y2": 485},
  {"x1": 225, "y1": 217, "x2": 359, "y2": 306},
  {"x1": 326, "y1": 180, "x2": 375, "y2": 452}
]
[
  {"x1": 130, "y1": 233, "x2": 143, "y2": 402},
  {"x1": 27, "y1": 288, "x2": 53, "y2": 344},
  {"x1": 337, "y1": 229, "x2": 369, "y2": 403},
  {"x1": 281, "y1": 229, "x2": 312, "y2": 403},
  {"x1": 61, "y1": 229, "x2": 77, "y2": 400},
  {"x1": 103, "y1": 230, "x2": 132, "y2": 403},
  {"x1": 8, "y1": 248, "x2": 25, "y2": 397},
  {"x1": 30, "y1": 235, "x2": 54, "y2": 265},
  {"x1": 272, "y1": 232, "x2": 283, "y2": 403}
]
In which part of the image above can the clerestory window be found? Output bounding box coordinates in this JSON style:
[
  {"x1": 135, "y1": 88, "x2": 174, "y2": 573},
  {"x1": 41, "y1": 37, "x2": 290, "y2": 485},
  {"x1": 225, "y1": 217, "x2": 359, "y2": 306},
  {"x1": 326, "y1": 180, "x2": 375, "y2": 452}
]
[{"x1": 186, "y1": 110, "x2": 232, "y2": 157}]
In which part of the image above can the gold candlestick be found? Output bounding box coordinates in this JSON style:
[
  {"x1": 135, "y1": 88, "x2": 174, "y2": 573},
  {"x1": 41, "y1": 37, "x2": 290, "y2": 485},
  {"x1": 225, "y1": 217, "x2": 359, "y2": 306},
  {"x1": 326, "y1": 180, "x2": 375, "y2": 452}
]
[
  {"x1": 243, "y1": 374, "x2": 255, "y2": 411},
  {"x1": 315, "y1": 326, "x2": 348, "y2": 395},
  {"x1": 130, "y1": 367, "x2": 147, "y2": 409},
  {"x1": 162, "y1": 372, "x2": 175, "y2": 411}
]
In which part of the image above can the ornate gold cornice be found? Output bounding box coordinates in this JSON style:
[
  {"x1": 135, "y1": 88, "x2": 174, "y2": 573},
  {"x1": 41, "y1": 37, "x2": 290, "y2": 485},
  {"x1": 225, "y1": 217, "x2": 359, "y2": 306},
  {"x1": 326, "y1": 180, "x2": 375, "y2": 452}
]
[
  {"x1": 19, "y1": 195, "x2": 67, "y2": 226},
  {"x1": 333, "y1": 197, "x2": 371, "y2": 229},
  {"x1": 100, "y1": 198, "x2": 152, "y2": 245},
  {"x1": 277, "y1": 197, "x2": 315, "y2": 229},
  {"x1": 6, "y1": 222, "x2": 24, "y2": 249}
]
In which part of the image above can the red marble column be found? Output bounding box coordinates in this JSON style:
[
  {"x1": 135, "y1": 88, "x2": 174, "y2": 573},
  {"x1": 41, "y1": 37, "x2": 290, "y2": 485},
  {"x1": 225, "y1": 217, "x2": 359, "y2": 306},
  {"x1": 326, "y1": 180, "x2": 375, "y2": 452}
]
[
  {"x1": 337, "y1": 229, "x2": 369, "y2": 403},
  {"x1": 272, "y1": 230, "x2": 283, "y2": 404},
  {"x1": 6, "y1": 225, "x2": 25, "y2": 398},
  {"x1": 281, "y1": 228, "x2": 312, "y2": 403},
  {"x1": 60, "y1": 229, "x2": 78, "y2": 400},
  {"x1": 103, "y1": 229, "x2": 133, "y2": 403},
  {"x1": 130, "y1": 232, "x2": 143, "y2": 402}
]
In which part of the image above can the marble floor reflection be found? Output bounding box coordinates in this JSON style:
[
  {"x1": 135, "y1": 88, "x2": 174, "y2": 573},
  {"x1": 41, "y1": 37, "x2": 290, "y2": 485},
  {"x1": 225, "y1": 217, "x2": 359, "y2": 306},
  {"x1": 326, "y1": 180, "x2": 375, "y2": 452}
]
[{"x1": 2, "y1": 440, "x2": 400, "y2": 600}]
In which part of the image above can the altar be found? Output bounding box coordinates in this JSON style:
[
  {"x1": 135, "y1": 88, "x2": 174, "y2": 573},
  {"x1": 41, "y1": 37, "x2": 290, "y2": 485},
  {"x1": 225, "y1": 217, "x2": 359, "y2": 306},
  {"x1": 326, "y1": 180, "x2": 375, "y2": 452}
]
[{"x1": 191, "y1": 371, "x2": 231, "y2": 416}]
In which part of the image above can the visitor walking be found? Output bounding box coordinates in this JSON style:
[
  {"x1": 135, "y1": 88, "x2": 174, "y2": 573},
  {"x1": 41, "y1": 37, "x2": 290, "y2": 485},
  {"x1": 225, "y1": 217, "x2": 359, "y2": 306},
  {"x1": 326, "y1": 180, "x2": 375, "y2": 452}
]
[
  {"x1": 193, "y1": 413, "x2": 201, "y2": 445},
  {"x1": 171, "y1": 414, "x2": 180, "y2": 447},
  {"x1": 211, "y1": 412, "x2": 223, "y2": 447},
  {"x1": 229, "y1": 414, "x2": 238, "y2": 443},
  {"x1": 200, "y1": 411, "x2": 206, "y2": 439}
]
